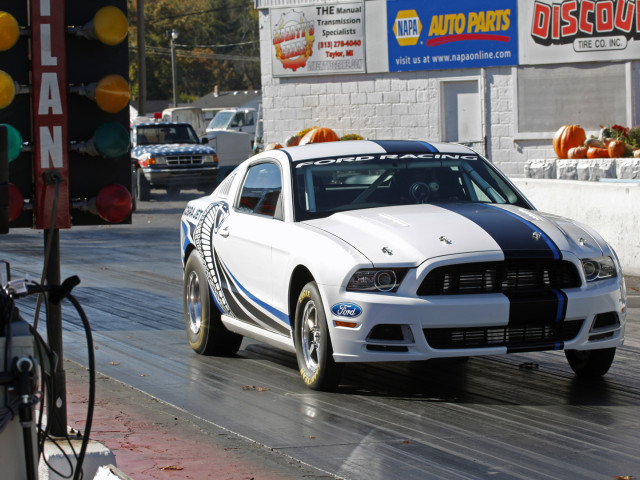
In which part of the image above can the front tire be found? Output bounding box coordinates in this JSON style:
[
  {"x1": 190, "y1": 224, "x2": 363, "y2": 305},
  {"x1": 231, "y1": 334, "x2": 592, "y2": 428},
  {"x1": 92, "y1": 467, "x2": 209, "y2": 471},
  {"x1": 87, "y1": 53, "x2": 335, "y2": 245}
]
[
  {"x1": 565, "y1": 348, "x2": 616, "y2": 379},
  {"x1": 183, "y1": 253, "x2": 242, "y2": 356},
  {"x1": 136, "y1": 168, "x2": 151, "y2": 202},
  {"x1": 294, "y1": 282, "x2": 342, "y2": 390}
]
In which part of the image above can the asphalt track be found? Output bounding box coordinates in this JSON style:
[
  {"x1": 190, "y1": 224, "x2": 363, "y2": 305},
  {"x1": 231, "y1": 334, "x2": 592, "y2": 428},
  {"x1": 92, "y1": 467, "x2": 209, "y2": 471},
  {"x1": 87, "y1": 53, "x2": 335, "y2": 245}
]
[{"x1": 1, "y1": 190, "x2": 639, "y2": 480}]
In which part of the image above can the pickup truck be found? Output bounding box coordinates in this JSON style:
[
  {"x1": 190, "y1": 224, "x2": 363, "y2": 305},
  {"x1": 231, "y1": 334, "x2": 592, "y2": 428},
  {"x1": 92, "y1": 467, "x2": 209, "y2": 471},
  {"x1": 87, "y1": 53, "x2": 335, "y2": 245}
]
[{"x1": 131, "y1": 122, "x2": 218, "y2": 201}]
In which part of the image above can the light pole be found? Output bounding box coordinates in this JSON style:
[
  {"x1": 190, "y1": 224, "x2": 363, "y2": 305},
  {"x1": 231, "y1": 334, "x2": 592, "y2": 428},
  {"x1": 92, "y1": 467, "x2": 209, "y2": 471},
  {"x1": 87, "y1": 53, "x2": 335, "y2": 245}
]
[{"x1": 169, "y1": 29, "x2": 178, "y2": 107}]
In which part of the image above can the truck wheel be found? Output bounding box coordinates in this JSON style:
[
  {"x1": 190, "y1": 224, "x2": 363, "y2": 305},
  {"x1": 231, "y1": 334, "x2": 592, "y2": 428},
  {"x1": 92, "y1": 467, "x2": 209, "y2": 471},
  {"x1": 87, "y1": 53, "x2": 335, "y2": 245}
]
[
  {"x1": 565, "y1": 348, "x2": 616, "y2": 379},
  {"x1": 183, "y1": 252, "x2": 242, "y2": 356},
  {"x1": 136, "y1": 168, "x2": 150, "y2": 202},
  {"x1": 294, "y1": 282, "x2": 342, "y2": 390}
]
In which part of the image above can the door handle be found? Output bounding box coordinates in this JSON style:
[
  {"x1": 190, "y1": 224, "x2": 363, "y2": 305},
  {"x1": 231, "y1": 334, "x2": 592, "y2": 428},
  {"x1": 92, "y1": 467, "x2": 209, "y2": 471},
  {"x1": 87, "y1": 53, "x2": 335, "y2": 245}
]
[{"x1": 219, "y1": 226, "x2": 229, "y2": 238}]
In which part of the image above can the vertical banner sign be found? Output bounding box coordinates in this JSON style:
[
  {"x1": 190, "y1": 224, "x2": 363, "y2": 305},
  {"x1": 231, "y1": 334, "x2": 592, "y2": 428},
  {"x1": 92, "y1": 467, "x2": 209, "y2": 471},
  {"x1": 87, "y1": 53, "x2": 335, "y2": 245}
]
[
  {"x1": 387, "y1": 0, "x2": 518, "y2": 72},
  {"x1": 31, "y1": 0, "x2": 71, "y2": 229},
  {"x1": 519, "y1": 0, "x2": 640, "y2": 65},
  {"x1": 270, "y1": 3, "x2": 365, "y2": 77}
]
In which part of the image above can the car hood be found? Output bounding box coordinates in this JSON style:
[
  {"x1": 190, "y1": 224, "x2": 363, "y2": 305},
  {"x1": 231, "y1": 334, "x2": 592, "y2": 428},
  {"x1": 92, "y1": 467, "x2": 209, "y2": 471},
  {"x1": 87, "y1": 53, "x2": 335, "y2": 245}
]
[
  {"x1": 303, "y1": 203, "x2": 608, "y2": 266},
  {"x1": 132, "y1": 144, "x2": 216, "y2": 157}
]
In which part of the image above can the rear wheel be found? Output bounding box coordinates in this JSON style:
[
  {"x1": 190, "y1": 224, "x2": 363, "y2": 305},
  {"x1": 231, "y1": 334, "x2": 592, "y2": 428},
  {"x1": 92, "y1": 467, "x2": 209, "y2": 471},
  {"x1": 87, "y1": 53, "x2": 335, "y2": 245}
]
[
  {"x1": 294, "y1": 282, "x2": 342, "y2": 390},
  {"x1": 136, "y1": 168, "x2": 150, "y2": 202},
  {"x1": 565, "y1": 348, "x2": 616, "y2": 378},
  {"x1": 183, "y1": 253, "x2": 242, "y2": 355}
]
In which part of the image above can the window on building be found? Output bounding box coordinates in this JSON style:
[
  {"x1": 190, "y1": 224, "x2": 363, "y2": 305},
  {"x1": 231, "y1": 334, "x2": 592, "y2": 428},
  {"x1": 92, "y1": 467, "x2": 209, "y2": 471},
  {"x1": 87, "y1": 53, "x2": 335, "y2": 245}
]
[{"x1": 516, "y1": 63, "x2": 626, "y2": 135}]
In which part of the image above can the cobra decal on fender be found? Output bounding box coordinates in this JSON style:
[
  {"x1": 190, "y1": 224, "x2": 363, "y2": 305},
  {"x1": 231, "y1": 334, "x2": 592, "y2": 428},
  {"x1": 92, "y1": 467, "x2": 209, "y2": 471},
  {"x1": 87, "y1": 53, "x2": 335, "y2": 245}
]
[{"x1": 331, "y1": 302, "x2": 363, "y2": 318}]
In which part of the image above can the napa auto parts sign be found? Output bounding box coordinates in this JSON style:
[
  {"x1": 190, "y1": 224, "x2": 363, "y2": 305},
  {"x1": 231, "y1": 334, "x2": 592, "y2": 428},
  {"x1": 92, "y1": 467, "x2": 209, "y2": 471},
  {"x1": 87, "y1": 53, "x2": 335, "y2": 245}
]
[
  {"x1": 270, "y1": 3, "x2": 365, "y2": 77},
  {"x1": 519, "y1": 0, "x2": 640, "y2": 64},
  {"x1": 387, "y1": 0, "x2": 518, "y2": 72}
]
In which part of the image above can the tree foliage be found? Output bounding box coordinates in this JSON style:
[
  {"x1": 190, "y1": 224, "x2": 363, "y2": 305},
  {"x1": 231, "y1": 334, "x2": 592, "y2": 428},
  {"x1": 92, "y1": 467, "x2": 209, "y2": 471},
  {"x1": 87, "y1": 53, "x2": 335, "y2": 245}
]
[{"x1": 127, "y1": 0, "x2": 260, "y2": 102}]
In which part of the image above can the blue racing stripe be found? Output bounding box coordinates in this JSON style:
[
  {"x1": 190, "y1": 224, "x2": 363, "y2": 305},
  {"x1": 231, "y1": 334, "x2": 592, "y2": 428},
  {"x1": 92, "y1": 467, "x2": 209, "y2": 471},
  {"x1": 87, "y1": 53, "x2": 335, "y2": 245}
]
[
  {"x1": 438, "y1": 203, "x2": 561, "y2": 260},
  {"x1": 371, "y1": 140, "x2": 438, "y2": 153}
]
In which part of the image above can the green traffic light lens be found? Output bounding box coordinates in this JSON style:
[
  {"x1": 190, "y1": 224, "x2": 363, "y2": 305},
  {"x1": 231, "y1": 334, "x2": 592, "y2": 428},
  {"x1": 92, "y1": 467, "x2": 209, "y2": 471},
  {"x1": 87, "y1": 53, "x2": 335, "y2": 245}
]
[
  {"x1": 0, "y1": 123, "x2": 23, "y2": 162},
  {"x1": 94, "y1": 121, "x2": 130, "y2": 159},
  {"x1": 93, "y1": 6, "x2": 128, "y2": 46},
  {"x1": 95, "y1": 74, "x2": 130, "y2": 113},
  {"x1": 0, "y1": 12, "x2": 20, "y2": 51},
  {"x1": 0, "y1": 70, "x2": 16, "y2": 109}
]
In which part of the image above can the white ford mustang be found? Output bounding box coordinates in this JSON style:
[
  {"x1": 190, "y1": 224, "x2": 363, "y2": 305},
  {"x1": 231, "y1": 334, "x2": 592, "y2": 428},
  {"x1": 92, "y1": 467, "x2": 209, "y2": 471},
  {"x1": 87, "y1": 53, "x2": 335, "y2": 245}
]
[{"x1": 180, "y1": 140, "x2": 627, "y2": 390}]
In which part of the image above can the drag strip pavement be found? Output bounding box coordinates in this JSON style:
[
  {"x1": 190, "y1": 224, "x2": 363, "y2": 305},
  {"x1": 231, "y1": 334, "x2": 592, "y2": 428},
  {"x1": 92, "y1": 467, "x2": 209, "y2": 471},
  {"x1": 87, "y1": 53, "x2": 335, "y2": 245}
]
[{"x1": 2, "y1": 195, "x2": 639, "y2": 480}]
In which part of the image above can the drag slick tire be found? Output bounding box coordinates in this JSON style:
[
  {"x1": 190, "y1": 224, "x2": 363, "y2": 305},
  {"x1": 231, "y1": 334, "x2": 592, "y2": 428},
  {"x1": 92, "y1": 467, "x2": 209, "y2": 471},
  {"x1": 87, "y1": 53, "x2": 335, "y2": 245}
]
[
  {"x1": 565, "y1": 347, "x2": 616, "y2": 379},
  {"x1": 294, "y1": 282, "x2": 343, "y2": 390},
  {"x1": 183, "y1": 253, "x2": 242, "y2": 356}
]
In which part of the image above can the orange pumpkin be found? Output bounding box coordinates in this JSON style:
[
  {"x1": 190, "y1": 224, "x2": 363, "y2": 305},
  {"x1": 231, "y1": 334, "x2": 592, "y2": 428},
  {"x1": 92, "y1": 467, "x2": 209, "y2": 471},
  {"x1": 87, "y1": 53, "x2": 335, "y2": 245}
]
[
  {"x1": 284, "y1": 135, "x2": 300, "y2": 147},
  {"x1": 264, "y1": 143, "x2": 283, "y2": 151},
  {"x1": 568, "y1": 146, "x2": 588, "y2": 159},
  {"x1": 553, "y1": 125, "x2": 586, "y2": 159},
  {"x1": 299, "y1": 127, "x2": 339, "y2": 145},
  {"x1": 607, "y1": 139, "x2": 626, "y2": 158},
  {"x1": 587, "y1": 147, "x2": 610, "y2": 159}
]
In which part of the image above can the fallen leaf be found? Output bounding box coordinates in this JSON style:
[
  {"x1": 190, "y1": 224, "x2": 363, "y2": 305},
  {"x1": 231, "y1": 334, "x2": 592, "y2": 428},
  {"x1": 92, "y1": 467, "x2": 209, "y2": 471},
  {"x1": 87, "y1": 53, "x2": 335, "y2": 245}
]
[
  {"x1": 519, "y1": 362, "x2": 539, "y2": 370},
  {"x1": 160, "y1": 465, "x2": 184, "y2": 471},
  {"x1": 109, "y1": 362, "x2": 119, "y2": 366},
  {"x1": 614, "y1": 476, "x2": 633, "y2": 480}
]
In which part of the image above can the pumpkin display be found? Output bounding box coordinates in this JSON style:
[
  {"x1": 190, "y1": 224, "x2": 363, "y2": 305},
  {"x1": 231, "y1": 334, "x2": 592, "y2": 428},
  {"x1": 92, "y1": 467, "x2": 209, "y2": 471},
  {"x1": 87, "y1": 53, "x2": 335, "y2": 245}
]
[
  {"x1": 587, "y1": 147, "x2": 610, "y2": 159},
  {"x1": 299, "y1": 127, "x2": 340, "y2": 145},
  {"x1": 607, "y1": 139, "x2": 626, "y2": 158},
  {"x1": 567, "y1": 146, "x2": 588, "y2": 159},
  {"x1": 284, "y1": 135, "x2": 300, "y2": 147},
  {"x1": 585, "y1": 138, "x2": 605, "y2": 148},
  {"x1": 553, "y1": 125, "x2": 586, "y2": 159}
]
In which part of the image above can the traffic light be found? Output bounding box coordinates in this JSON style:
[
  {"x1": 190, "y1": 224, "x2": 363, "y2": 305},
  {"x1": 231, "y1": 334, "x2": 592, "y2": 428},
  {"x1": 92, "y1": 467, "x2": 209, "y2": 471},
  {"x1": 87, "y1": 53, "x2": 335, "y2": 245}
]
[{"x1": 0, "y1": 1, "x2": 132, "y2": 229}]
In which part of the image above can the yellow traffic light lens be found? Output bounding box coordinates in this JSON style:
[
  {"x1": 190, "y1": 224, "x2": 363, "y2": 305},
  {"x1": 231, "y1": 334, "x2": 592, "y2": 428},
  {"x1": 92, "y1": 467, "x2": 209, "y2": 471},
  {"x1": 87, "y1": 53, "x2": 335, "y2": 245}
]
[
  {"x1": 95, "y1": 74, "x2": 130, "y2": 113},
  {"x1": 93, "y1": 6, "x2": 128, "y2": 46},
  {"x1": 0, "y1": 70, "x2": 16, "y2": 109},
  {"x1": 0, "y1": 12, "x2": 20, "y2": 51}
]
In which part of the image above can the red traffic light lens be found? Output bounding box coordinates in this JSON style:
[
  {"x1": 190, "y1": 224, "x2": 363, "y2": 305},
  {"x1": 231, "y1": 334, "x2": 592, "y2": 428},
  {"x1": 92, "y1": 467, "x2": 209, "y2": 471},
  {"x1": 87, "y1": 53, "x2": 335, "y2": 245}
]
[
  {"x1": 8, "y1": 183, "x2": 24, "y2": 221},
  {"x1": 95, "y1": 184, "x2": 131, "y2": 223}
]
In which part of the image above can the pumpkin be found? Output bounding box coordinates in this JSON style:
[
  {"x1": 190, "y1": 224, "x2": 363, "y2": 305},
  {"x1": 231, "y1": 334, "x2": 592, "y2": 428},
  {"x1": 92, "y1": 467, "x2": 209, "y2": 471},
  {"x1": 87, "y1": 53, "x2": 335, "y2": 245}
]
[
  {"x1": 568, "y1": 146, "x2": 588, "y2": 159},
  {"x1": 608, "y1": 139, "x2": 626, "y2": 158},
  {"x1": 634, "y1": 149, "x2": 640, "y2": 158},
  {"x1": 587, "y1": 147, "x2": 610, "y2": 159},
  {"x1": 284, "y1": 135, "x2": 300, "y2": 147},
  {"x1": 585, "y1": 138, "x2": 605, "y2": 149},
  {"x1": 264, "y1": 143, "x2": 283, "y2": 151},
  {"x1": 553, "y1": 125, "x2": 586, "y2": 159},
  {"x1": 299, "y1": 127, "x2": 340, "y2": 145}
]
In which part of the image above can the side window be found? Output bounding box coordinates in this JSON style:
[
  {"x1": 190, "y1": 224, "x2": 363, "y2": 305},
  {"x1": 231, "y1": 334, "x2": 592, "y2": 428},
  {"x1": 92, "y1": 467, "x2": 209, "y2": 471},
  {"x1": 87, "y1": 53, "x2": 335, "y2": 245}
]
[{"x1": 237, "y1": 163, "x2": 282, "y2": 218}]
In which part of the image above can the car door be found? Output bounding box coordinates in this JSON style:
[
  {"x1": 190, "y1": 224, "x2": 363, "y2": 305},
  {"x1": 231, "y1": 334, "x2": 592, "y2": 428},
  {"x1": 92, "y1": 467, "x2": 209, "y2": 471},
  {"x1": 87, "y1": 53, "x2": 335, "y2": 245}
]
[{"x1": 213, "y1": 161, "x2": 289, "y2": 333}]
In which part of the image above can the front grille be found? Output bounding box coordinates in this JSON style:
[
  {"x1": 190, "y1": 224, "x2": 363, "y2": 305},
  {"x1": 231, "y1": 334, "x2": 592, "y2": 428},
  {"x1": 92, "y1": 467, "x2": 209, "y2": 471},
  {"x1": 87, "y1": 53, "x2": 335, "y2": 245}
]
[
  {"x1": 424, "y1": 319, "x2": 583, "y2": 351},
  {"x1": 166, "y1": 155, "x2": 204, "y2": 166},
  {"x1": 417, "y1": 260, "x2": 581, "y2": 296}
]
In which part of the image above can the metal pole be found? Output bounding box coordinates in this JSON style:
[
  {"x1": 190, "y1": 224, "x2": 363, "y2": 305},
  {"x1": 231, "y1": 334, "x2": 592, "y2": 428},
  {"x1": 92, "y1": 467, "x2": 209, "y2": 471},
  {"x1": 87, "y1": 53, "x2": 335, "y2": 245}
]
[
  {"x1": 136, "y1": 0, "x2": 147, "y2": 116},
  {"x1": 171, "y1": 29, "x2": 178, "y2": 107},
  {"x1": 44, "y1": 229, "x2": 67, "y2": 437}
]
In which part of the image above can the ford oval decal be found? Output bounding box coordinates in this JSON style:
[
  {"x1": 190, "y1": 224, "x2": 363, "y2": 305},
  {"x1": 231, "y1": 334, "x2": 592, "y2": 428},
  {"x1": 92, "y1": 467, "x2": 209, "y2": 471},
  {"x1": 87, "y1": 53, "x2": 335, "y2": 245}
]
[{"x1": 331, "y1": 302, "x2": 363, "y2": 318}]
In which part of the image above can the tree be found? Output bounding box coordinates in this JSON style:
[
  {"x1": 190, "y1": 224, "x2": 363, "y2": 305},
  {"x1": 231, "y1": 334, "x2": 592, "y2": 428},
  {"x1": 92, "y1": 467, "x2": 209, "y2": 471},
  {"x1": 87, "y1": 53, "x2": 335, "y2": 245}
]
[{"x1": 127, "y1": 0, "x2": 260, "y2": 102}]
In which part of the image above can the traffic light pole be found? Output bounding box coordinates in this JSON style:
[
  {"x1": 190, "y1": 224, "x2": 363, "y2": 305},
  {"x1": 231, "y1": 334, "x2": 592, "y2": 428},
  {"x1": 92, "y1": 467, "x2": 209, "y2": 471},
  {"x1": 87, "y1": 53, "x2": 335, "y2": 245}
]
[{"x1": 44, "y1": 228, "x2": 67, "y2": 437}]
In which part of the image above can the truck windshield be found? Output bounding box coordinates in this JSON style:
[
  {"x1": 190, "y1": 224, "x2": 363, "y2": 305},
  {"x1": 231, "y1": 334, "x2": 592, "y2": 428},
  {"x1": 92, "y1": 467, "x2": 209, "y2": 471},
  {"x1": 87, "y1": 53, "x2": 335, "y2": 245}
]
[
  {"x1": 207, "y1": 111, "x2": 234, "y2": 130},
  {"x1": 136, "y1": 125, "x2": 199, "y2": 145}
]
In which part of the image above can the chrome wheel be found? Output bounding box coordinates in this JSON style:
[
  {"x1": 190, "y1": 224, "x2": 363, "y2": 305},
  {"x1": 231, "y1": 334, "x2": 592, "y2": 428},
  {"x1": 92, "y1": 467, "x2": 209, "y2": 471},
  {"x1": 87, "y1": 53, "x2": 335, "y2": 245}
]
[
  {"x1": 186, "y1": 269, "x2": 202, "y2": 335},
  {"x1": 300, "y1": 300, "x2": 321, "y2": 373}
]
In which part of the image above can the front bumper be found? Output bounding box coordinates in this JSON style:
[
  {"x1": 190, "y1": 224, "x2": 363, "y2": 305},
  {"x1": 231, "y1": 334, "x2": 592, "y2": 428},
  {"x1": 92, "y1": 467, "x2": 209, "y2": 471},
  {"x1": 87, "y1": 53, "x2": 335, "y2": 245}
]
[
  {"x1": 323, "y1": 277, "x2": 626, "y2": 363},
  {"x1": 142, "y1": 166, "x2": 218, "y2": 188}
]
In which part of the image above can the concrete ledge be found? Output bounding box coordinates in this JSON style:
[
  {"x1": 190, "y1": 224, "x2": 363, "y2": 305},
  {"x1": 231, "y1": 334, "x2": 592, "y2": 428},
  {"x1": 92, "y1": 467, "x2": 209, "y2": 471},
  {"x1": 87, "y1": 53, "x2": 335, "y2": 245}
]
[
  {"x1": 525, "y1": 157, "x2": 640, "y2": 180},
  {"x1": 512, "y1": 178, "x2": 640, "y2": 276},
  {"x1": 39, "y1": 438, "x2": 116, "y2": 480}
]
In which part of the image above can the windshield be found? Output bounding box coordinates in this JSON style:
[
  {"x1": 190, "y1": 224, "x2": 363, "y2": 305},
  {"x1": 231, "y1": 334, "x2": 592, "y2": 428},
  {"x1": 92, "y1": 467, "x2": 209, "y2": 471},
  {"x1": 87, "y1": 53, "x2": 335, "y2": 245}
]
[
  {"x1": 292, "y1": 153, "x2": 529, "y2": 221},
  {"x1": 207, "y1": 111, "x2": 235, "y2": 130},
  {"x1": 136, "y1": 125, "x2": 199, "y2": 145}
]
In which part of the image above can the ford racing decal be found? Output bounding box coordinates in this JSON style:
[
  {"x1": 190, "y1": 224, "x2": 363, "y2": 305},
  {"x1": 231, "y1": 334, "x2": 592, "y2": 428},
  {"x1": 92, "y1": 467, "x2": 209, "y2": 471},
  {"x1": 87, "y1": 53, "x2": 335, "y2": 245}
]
[{"x1": 331, "y1": 302, "x2": 363, "y2": 318}]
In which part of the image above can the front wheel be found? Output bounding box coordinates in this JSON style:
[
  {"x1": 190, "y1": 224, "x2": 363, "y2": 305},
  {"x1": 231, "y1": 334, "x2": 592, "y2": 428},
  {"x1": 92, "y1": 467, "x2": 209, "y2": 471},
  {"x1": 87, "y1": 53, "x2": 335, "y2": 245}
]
[
  {"x1": 136, "y1": 168, "x2": 151, "y2": 202},
  {"x1": 565, "y1": 348, "x2": 616, "y2": 379},
  {"x1": 294, "y1": 282, "x2": 342, "y2": 390},
  {"x1": 183, "y1": 253, "x2": 242, "y2": 356}
]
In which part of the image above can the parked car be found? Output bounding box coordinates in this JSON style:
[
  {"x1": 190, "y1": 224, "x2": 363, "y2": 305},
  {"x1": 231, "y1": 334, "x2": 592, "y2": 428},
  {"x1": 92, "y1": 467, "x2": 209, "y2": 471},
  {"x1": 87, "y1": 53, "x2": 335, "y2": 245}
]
[
  {"x1": 180, "y1": 140, "x2": 627, "y2": 390},
  {"x1": 131, "y1": 122, "x2": 218, "y2": 201},
  {"x1": 205, "y1": 108, "x2": 257, "y2": 138}
]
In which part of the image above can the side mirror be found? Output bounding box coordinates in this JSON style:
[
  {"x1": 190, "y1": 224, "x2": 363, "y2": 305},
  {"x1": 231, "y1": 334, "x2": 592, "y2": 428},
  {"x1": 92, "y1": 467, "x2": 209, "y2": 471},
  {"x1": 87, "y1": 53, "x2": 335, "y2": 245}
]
[{"x1": 201, "y1": 137, "x2": 209, "y2": 144}]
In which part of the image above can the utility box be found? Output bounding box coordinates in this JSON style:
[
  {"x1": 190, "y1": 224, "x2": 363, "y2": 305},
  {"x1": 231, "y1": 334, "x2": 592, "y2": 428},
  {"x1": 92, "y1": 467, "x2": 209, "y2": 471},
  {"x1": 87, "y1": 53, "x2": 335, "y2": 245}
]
[{"x1": 1, "y1": 317, "x2": 39, "y2": 479}]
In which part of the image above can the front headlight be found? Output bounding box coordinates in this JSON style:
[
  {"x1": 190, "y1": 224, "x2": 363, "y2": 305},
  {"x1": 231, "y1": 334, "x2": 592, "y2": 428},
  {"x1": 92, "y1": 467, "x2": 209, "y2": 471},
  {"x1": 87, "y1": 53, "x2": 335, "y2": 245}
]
[
  {"x1": 346, "y1": 268, "x2": 408, "y2": 292},
  {"x1": 203, "y1": 154, "x2": 217, "y2": 163},
  {"x1": 581, "y1": 256, "x2": 617, "y2": 281}
]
